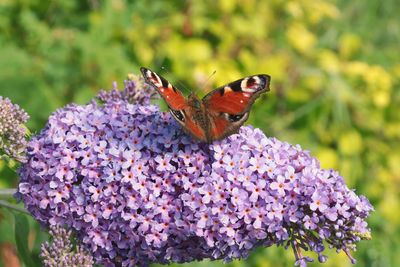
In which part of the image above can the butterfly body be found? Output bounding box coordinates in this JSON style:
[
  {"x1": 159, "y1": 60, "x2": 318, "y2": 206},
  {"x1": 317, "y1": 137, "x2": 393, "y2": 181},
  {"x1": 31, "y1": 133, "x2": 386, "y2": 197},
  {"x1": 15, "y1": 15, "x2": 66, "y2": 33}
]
[
  {"x1": 173, "y1": 93, "x2": 212, "y2": 142},
  {"x1": 141, "y1": 67, "x2": 271, "y2": 143}
]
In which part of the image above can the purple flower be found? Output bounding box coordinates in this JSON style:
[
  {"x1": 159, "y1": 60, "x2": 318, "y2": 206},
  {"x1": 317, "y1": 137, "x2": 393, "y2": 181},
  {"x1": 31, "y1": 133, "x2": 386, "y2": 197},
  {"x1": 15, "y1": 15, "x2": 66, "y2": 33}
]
[
  {"x1": 0, "y1": 96, "x2": 29, "y2": 162},
  {"x1": 310, "y1": 191, "x2": 329, "y2": 212},
  {"x1": 17, "y1": 77, "x2": 373, "y2": 267},
  {"x1": 40, "y1": 225, "x2": 93, "y2": 267},
  {"x1": 154, "y1": 154, "x2": 175, "y2": 172},
  {"x1": 270, "y1": 174, "x2": 291, "y2": 196}
]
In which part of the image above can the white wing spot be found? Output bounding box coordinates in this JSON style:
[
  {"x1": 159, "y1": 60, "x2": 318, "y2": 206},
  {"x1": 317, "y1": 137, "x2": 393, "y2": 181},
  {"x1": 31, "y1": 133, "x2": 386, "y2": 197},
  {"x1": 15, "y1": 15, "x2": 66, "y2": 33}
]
[
  {"x1": 243, "y1": 93, "x2": 251, "y2": 98},
  {"x1": 160, "y1": 88, "x2": 165, "y2": 92},
  {"x1": 242, "y1": 87, "x2": 256, "y2": 93},
  {"x1": 240, "y1": 100, "x2": 244, "y2": 103},
  {"x1": 166, "y1": 95, "x2": 170, "y2": 98},
  {"x1": 240, "y1": 78, "x2": 248, "y2": 90},
  {"x1": 151, "y1": 72, "x2": 162, "y2": 86},
  {"x1": 224, "y1": 86, "x2": 233, "y2": 93},
  {"x1": 252, "y1": 76, "x2": 261, "y2": 84}
]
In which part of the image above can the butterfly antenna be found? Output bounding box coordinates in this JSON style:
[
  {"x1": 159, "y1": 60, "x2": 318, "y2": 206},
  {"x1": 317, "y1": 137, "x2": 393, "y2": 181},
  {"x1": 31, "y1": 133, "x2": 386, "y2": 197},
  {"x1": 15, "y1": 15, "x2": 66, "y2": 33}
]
[
  {"x1": 201, "y1": 70, "x2": 217, "y2": 91},
  {"x1": 161, "y1": 66, "x2": 191, "y2": 95}
]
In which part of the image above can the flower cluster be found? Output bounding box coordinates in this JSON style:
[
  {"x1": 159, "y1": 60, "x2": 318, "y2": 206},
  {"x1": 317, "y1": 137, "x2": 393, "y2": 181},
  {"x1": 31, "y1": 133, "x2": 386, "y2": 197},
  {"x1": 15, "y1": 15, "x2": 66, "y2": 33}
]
[
  {"x1": 0, "y1": 96, "x2": 29, "y2": 162},
  {"x1": 40, "y1": 225, "x2": 94, "y2": 267},
  {"x1": 96, "y1": 76, "x2": 157, "y2": 105},
  {"x1": 17, "y1": 78, "x2": 373, "y2": 267}
]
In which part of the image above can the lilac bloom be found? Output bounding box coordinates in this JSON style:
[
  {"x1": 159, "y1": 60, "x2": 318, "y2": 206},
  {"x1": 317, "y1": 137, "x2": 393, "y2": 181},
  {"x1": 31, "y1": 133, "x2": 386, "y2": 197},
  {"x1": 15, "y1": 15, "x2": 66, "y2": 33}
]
[
  {"x1": 101, "y1": 203, "x2": 114, "y2": 219},
  {"x1": 325, "y1": 207, "x2": 338, "y2": 221},
  {"x1": 250, "y1": 209, "x2": 267, "y2": 229},
  {"x1": 303, "y1": 215, "x2": 318, "y2": 230},
  {"x1": 15, "y1": 76, "x2": 373, "y2": 267},
  {"x1": 246, "y1": 179, "x2": 267, "y2": 202},
  {"x1": 177, "y1": 147, "x2": 193, "y2": 165},
  {"x1": 83, "y1": 204, "x2": 100, "y2": 227},
  {"x1": 145, "y1": 231, "x2": 167, "y2": 248},
  {"x1": 219, "y1": 225, "x2": 236, "y2": 238},
  {"x1": 121, "y1": 169, "x2": 135, "y2": 184},
  {"x1": 80, "y1": 149, "x2": 93, "y2": 166},
  {"x1": 249, "y1": 155, "x2": 268, "y2": 174},
  {"x1": 222, "y1": 154, "x2": 236, "y2": 172},
  {"x1": 310, "y1": 191, "x2": 329, "y2": 212},
  {"x1": 137, "y1": 215, "x2": 153, "y2": 234},
  {"x1": 270, "y1": 175, "x2": 290, "y2": 196},
  {"x1": 154, "y1": 201, "x2": 171, "y2": 221},
  {"x1": 230, "y1": 188, "x2": 248, "y2": 208},
  {"x1": 55, "y1": 164, "x2": 74, "y2": 181},
  {"x1": 121, "y1": 149, "x2": 141, "y2": 169},
  {"x1": 154, "y1": 154, "x2": 175, "y2": 172},
  {"x1": 77, "y1": 134, "x2": 93, "y2": 149},
  {"x1": 150, "y1": 177, "x2": 163, "y2": 197},
  {"x1": 48, "y1": 188, "x2": 69, "y2": 204},
  {"x1": 88, "y1": 185, "x2": 101, "y2": 202},
  {"x1": 196, "y1": 210, "x2": 213, "y2": 229},
  {"x1": 237, "y1": 206, "x2": 253, "y2": 224},
  {"x1": 267, "y1": 203, "x2": 284, "y2": 220},
  {"x1": 60, "y1": 148, "x2": 78, "y2": 168},
  {"x1": 336, "y1": 203, "x2": 351, "y2": 218},
  {"x1": 287, "y1": 206, "x2": 303, "y2": 223},
  {"x1": 93, "y1": 140, "x2": 107, "y2": 154},
  {"x1": 284, "y1": 165, "x2": 297, "y2": 183},
  {"x1": 132, "y1": 176, "x2": 150, "y2": 197},
  {"x1": 212, "y1": 144, "x2": 227, "y2": 160},
  {"x1": 181, "y1": 192, "x2": 204, "y2": 211},
  {"x1": 198, "y1": 184, "x2": 216, "y2": 204},
  {"x1": 40, "y1": 226, "x2": 93, "y2": 266}
]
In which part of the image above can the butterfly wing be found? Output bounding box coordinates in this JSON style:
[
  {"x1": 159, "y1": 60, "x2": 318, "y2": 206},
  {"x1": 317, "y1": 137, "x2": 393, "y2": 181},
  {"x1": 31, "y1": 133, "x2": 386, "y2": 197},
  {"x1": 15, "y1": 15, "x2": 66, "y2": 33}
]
[
  {"x1": 203, "y1": 74, "x2": 270, "y2": 141},
  {"x1": 206, "y1": 112, "x2": 250, "y2": 141},
  {"x1": 203, "y1": 74, "x2": 271, "y2": 114},
  {"x1": 140, "y1": 67, "x2": 187, "y2": 110},
  {"x1": 141, "y1": 67, "x2": 208, "y2": 142}
]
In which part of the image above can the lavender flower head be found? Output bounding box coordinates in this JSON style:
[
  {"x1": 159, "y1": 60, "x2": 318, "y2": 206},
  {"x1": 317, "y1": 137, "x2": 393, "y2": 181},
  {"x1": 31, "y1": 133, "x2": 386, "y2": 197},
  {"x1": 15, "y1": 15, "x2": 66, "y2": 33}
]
[
  {"x1": 0, "y1": 96, "x2": 29, "y2": 162},
  {"x1": 17, "y1": 76, "x2": 373, "y2": 266},
  {"x1": 40, "y1": 225, "x2": 94, "y2": 267}
]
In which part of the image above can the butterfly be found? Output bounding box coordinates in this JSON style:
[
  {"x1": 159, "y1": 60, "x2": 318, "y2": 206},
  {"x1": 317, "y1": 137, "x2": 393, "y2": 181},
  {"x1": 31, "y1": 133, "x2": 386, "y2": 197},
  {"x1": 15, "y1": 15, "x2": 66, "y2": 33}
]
[{"x1": 140, "y1": 67, "x2": 271, "y2": 143}]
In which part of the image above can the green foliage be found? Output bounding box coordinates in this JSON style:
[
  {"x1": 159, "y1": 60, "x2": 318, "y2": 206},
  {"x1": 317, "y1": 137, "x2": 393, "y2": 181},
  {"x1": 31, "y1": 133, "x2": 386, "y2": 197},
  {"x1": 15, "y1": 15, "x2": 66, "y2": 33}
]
[
  {"x1": 14, "y1": 213, "x2": 38, "y2": 267},
  {"x1": 0, "y1": 0, "x2": 399, "y2": 266}
]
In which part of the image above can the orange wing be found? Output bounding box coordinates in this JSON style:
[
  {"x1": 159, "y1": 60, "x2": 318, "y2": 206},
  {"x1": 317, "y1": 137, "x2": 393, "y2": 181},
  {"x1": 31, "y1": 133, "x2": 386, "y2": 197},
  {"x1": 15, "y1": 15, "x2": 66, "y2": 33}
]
[
  {"x1": 207, "y1": 112, "x2": 250, "y2": 141},
  {"x1": 203, "y1": 74, "x2": 270, "y2": 114},
  {"x1": 141, "y1": 67, "x2": 187, "y2": 110},
  {"x1": 203, "y1": 74, "x2": 270, "y2": 141}
]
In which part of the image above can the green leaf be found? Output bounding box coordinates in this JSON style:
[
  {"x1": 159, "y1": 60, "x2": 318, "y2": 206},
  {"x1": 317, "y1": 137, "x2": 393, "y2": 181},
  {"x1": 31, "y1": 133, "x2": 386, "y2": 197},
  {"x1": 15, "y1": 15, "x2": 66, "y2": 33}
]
[{"x1": 14, "y1": 213, "x2": 38, "y2": 267}]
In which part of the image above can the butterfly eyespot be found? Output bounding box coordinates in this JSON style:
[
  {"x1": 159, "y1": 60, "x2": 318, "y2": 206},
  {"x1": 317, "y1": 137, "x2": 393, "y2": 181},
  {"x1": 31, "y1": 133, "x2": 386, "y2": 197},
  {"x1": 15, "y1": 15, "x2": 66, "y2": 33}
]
[
  {"x1": 247, "y1": 77, "x2": 256, "y2": 87},
  {"x1": 170, "y1": 110, "x2": 185, "y2": 122},
  {"x1": 227, "y1": 114, "x2": 245, "y2": 122}
]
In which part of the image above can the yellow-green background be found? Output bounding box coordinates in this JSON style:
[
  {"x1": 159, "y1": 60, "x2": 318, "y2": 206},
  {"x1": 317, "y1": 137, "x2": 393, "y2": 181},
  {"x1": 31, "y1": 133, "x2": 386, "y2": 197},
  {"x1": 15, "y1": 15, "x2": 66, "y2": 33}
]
[{"x1": 0, "y1": 1, "x2": 399, "y2": 266}]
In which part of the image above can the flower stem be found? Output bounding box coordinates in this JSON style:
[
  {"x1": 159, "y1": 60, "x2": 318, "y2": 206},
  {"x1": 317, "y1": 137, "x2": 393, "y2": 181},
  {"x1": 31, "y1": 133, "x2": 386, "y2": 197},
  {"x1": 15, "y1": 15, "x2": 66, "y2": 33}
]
[
  {"x1": 0, "y1": 188, "x2": 28, "y2": 214},
  {"x1": 0, "y1": 188, "x2": 17, "y2": 198},
  {"x1": 0, "y1": 200, "x2": 29, "y2": 214}
]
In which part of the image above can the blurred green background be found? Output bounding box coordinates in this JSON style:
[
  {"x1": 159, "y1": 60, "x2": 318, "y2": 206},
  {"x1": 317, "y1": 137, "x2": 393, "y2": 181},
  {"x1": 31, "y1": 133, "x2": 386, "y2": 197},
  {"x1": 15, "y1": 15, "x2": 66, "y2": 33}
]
[{"x1": 0, "y1": 0, "x2": 399, "y2": 266}]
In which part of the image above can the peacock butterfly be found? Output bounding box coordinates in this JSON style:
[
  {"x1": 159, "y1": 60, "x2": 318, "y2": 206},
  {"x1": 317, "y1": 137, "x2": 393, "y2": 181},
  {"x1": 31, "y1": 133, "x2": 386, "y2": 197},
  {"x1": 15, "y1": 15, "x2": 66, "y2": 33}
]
[{"x1": 140, "y1": 67, "x2": 271, "y2": 143}]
